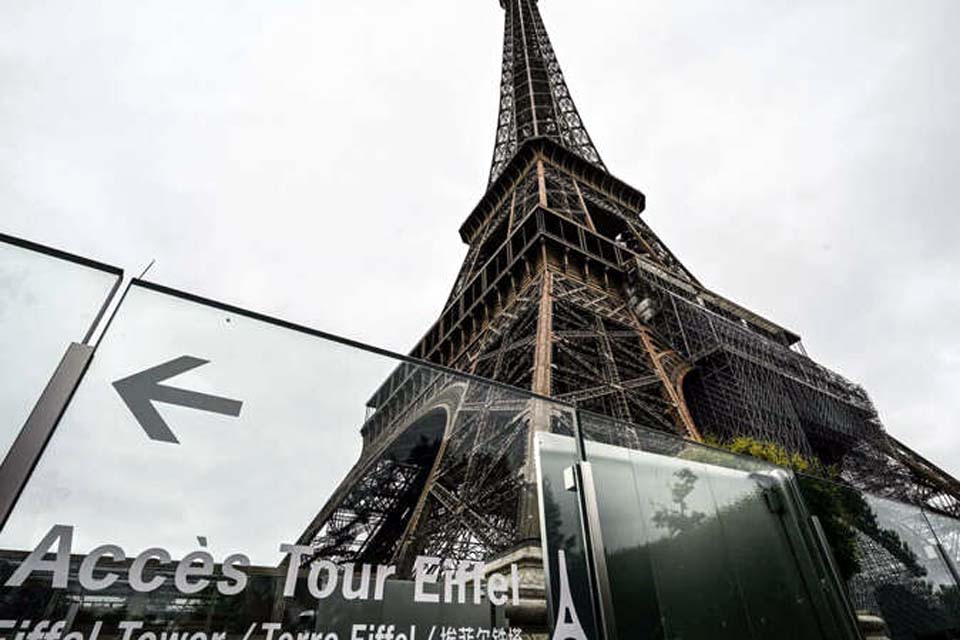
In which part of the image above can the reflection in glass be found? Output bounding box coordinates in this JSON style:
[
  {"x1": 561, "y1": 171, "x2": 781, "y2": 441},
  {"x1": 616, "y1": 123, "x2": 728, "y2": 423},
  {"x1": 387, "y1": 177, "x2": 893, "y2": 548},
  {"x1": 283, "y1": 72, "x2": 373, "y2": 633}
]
[
  {"x1": 799, "y1": 476, "x2": 960, "y2": 639},
  {"x1": 650, "y1": 467, "x2": 707, "y2": 536},
  {"x1": 0, "y1": 239, "x2": 120, "y2": 459},
  {"x1": 927, "y1": 509, "x2": 960, "y2": 579},
  {"x1": 583, "y1": 433, "x2": 854, "y2": 640}
]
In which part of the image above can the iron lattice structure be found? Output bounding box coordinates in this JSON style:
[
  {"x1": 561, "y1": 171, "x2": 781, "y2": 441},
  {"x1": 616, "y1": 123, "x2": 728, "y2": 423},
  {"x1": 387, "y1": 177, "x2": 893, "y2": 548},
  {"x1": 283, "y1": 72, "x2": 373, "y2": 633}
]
[{"x1": 302, "y1": 0, "x2": 960, "y2": 569}]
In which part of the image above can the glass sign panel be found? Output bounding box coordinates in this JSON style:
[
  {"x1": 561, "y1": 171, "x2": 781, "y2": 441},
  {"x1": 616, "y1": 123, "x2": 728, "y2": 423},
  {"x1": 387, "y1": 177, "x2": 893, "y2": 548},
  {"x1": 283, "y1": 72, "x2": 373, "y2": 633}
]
[
  {"x1": 0, "y1": 281, "x2": 562, "y2": 639},
  {"x1": 0, "y1": 236, "x2": 120, "y2": 460}
]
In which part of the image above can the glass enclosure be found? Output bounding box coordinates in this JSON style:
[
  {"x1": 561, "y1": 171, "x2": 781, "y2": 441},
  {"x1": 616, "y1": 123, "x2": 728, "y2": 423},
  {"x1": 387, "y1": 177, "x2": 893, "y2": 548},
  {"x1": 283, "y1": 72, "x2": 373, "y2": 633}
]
[
  {"x1": 0, "y1": 278, "x2": 563, "y2": 638},
  {"x1": 538, "y1": 419, "x2": 858, "y2": 640},
  {"x1": 0, "y1": 235, "x2": 120, "y2": 460},
  {"x1": 3, "y1": 233, "x2": 960, "y2": 640},
  {"x1": 534, "y1": 431, "x2": 600, "y2": 639},
  {"x1": 798, "y1": 475, "x2": 960, "y2": 639}
]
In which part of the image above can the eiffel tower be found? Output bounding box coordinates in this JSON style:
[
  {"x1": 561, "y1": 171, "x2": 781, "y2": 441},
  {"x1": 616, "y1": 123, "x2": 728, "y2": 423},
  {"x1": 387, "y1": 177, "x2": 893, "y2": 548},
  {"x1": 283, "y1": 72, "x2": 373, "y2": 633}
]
[{"x1": 301, "y1": 0, "x2": 960, "y2": 572}]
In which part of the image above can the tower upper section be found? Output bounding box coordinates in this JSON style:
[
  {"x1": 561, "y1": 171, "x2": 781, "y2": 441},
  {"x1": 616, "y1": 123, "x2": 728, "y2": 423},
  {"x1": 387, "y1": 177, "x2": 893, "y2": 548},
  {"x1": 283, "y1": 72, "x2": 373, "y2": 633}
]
[{"x1": 488, "y1": 0, "x2": 607, "y2": 185}]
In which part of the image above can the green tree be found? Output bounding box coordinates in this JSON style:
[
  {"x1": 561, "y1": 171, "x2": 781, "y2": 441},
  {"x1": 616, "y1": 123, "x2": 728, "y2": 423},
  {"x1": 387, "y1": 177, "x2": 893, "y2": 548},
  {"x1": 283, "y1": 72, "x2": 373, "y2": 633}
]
[{"x1": 704, "y1": 435, "x2": 924, "y2": 581}]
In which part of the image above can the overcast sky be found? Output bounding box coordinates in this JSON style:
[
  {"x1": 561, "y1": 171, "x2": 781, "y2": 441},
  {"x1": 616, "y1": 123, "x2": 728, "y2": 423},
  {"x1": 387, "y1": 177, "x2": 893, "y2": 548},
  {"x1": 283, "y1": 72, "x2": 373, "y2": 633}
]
[{"x1": 2, "y1": 0, "x2": 959, "y2": 476}]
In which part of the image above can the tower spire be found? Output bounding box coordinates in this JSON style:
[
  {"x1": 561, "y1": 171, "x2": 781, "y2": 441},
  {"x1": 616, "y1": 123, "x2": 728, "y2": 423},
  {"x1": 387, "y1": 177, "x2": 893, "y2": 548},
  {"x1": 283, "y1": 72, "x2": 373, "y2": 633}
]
[{"x1": 488, "y1": 0, "x2": 606, "y2": 185}]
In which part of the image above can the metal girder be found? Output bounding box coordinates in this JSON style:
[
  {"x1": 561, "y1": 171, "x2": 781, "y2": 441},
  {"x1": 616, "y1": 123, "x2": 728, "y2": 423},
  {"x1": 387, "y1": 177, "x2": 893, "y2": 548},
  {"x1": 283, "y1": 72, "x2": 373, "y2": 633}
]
[{"x1": 304, "y1": 0, "x2": 960, "y2": 573}]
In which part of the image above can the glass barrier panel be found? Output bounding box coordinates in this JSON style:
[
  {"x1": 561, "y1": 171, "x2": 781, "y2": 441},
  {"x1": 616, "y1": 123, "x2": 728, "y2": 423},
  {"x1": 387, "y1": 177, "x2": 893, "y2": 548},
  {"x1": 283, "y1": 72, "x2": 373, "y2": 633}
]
[
  {"x1": 579, "y1": 413, "x2": 857, "y2": 639},
  {"x1": 578, "y1": 410, "x2": 774, "y2": 474},
  {"x1": 0, "y1": 237, "x2": 120, "y2": 460},
  {"x1": 0, "y1": 281, "x2": 569, "y2": 640},
  {"x1": 582, "y1": 439, "x2": 667, "y2": 640},
  {"x1": 587, "y1": 442, "x2": 852, "y2": 640},
  {"x1": 533, "y1": 431, "x2": 600, "y2": 640},
  {"x1": 797, "y1": 476, "x2": 960, "y2": 639},
  {"x1": 925, "y1": 509, "x2": 960, "y2": 580}
]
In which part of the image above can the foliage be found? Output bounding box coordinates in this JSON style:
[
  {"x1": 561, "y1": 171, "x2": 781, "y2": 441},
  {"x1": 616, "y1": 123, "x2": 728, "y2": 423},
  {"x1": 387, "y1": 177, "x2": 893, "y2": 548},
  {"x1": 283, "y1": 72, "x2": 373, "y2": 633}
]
[
  {"x1": 701, "y1": 435, "x2": 831, "y2": 475},
  {"x1": 705, "y1": 435, "x2": 924, "y2": 582},
  {"x1": 796, "y1": 476, "x2": 863, "y2": 581}
]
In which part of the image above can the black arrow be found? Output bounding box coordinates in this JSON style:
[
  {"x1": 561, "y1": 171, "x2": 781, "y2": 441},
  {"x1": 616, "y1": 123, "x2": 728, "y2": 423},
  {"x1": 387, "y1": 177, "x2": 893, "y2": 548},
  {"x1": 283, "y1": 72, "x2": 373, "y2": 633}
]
[{"x1": 113, "y1": 356, "x2": 243, "y2": 444}]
